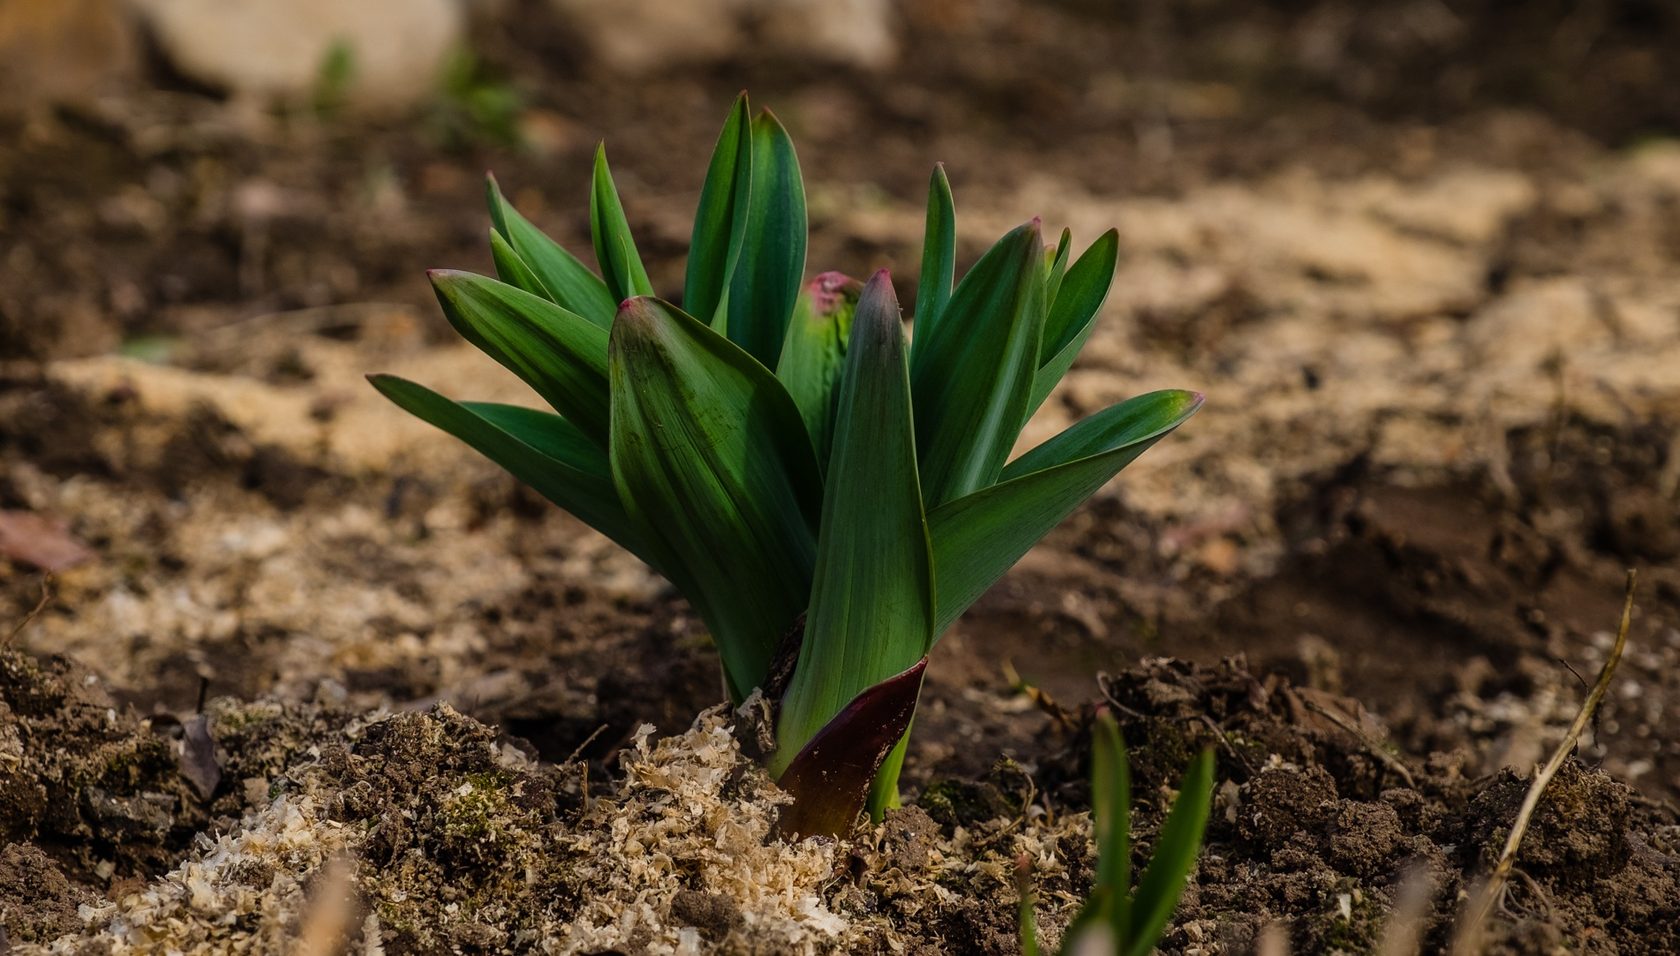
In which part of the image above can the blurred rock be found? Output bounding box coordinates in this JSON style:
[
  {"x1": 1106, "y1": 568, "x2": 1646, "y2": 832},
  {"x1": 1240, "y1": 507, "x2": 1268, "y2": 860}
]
[
  {"x1": 550, "y1": 0, "x2": 897, "y2": 73},
  {"x1": 0, "y1": 0, "x2": 138, "y2": 111},
  {"x1": 760, "y1": 0, "x2": 896, "y2": 71},
  {"x1": 132, "y1": 0, "x2": 463, "y2": 111}
]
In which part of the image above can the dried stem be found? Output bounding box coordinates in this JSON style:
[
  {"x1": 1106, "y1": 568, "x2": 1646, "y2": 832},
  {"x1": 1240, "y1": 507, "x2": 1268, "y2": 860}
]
[
  {"x1": 6, "y1": 573, "x2": 53, "y2": 646},
  {"x1": 1452, "y1": 569, "x2": 1637, "y2": 953}
]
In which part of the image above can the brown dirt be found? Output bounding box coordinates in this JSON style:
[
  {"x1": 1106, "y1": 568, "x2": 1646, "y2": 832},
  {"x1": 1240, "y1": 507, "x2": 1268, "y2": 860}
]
[{"x1": 6, "y1": 0, "x2": 1680, "y2": 952}]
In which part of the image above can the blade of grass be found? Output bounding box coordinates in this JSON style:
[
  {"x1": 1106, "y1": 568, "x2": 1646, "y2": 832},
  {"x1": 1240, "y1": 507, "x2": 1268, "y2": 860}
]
[
  {"x1": 1093, "y1": 713, "x2": 1134, "y2": 939},
  {"x1": 1124, "y1": 748, "x2": 1215, "y2": 956}
]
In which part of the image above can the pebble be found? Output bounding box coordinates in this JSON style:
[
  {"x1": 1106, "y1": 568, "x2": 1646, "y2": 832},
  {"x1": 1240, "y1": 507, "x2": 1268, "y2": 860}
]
[{"x1": 134, "y1": 0, "x2": 463, "y2": 111}]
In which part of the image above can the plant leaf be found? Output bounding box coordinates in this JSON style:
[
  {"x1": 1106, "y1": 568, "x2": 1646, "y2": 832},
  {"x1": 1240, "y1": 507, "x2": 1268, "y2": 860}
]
[
  {"x1": 488, "y1": 229, "x2": 548, "y2": 300},
  {"x1": 486, "y1": 173, "x2": 617, "y2": 328},
  {"x1": 775, "y1": 656, "x2": 927, "y2": 838},
  {"x1": 608, "y1": 297, "x2": 822, "y2": 701},
  {"x1": 1028, "y1": 229, "x2": 1119, "y2": 416},
  {"x1": 1092, "y1": 712, "x2": 1133, "y2": 940},
  {"x1": 929, "y1": 389, "x2": 1202, "y2": 636},
  {"x1": 367, "y1": 375, "x2": 646, "y2": 561},
  {"x1": 910, "y1": 164, "x2": 955, "y2": 362},
  {"x1": 1123, "y1": 748, "x2": 1215, "y2": 956},
  {"x1": 726, "y1": 109, "x2": 808, "y2": 367},
  {"x1": 1044, "y1": 227, "x2": 1072, "y2": 308},
  {"x1": 429, "y1": 270, "x2": 611, "y2": 446},
  {"x1": 774, "y1": 271, "x2": 933, "y2": 781},
  {"x1": 775, "y1": 271, "x2": 861, "y2": 468},
  {"x1": 590, "y1": 144, "x2": 655, "y2": 303},
  {"x1": 911, "y1": 219, "x2": 1046, "y2": 507},
  {"x1": 684, "y1": 93, "x2": 753, "y2": 329}
]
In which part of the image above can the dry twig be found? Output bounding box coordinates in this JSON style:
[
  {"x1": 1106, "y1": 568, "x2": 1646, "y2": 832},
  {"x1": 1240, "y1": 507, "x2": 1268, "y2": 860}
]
[
  {"x1": 6, "y1": 573, "x2": 53, "y2": 646},
  {"x1": 1452, "y1": 569, "x2": 1637, "y2": 954}
]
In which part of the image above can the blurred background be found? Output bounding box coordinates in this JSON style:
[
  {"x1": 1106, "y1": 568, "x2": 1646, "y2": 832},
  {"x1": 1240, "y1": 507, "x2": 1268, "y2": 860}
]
[
  {"x1": 2, "y1": 0, "x2": 1679, "y2": 798},
  {"x1": 4, "y1": 0, "x2": 1679, "y2": 359}
]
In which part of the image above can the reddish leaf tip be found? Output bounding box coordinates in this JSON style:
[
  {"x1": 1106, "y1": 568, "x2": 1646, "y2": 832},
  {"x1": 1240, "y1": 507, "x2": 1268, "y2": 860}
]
[{"x1": 613, "y1": 296, "x2": 660, "y2": 329}]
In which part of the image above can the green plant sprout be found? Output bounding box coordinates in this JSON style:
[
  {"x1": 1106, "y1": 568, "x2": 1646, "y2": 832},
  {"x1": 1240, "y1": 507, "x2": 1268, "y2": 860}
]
[
  {"x1": 369, "y1": 94, "x2": 1203, "y2": 835},
  {"x1": 1020, "y1": 713, "x2": 1215, "y2": 956}
]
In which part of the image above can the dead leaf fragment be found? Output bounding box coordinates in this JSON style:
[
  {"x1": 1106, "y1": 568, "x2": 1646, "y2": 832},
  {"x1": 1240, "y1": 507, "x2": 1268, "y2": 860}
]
[{"x1": 0, "y1": 510, "x2": 94, "y2": 571}]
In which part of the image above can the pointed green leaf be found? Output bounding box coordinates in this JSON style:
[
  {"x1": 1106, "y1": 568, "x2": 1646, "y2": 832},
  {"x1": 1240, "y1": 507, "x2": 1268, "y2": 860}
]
[
  {"x1": 608, "y1": 297, "x2": 821, "y2": 701},
  {"x1": 929, "y1": 389, "x2": 1202, "y2": 636},
  {"x1": 1028, "y1": 230, "x2": 1120, "y2": 416},
  {"x1": 367, "y1": 375, "x2": 646, "y2": 561},
  {"x1": 1044, "y1": 227, "x2": 1072, "y2": 308},
  {"x1": 684, "y1": 94, "x2": 753, "y2": 329},
  {"x1": 911, "y1": 219, "x2": 1047, "y2": 507},
  {"x1": 910, "y1": 164, "x2": 955, "y2": 361},
  {"x1": 590, "y1": 145, "x2": 655, "y2": 303},
  {"x1": 1093, "y1": 712, "x2": 1133, "y2": 939},
  {"x1": 488, "y1": 229, "x2": 548, "y2": 300},
  {"x1": 774, "y1": 271, "x2": 933, "y2": 777},
  {"x1": 726, "y1": 109, "x2": 808, "y2": 367},
  {"x1": 429, "y1": 270, "x2": 611, "y2": 446},
  {"x1": 1123, "y1": 748, "x2": 1214, "y2": 956},
  {"x1": 486, "y1": 174, "x2": 617, "y2": 328},
  {"x1": 775, "y1": 271, "x2": 861, "y2": 468},
  {"x1": 775, "y1": 657, "x2": 926, "y2": 838}
]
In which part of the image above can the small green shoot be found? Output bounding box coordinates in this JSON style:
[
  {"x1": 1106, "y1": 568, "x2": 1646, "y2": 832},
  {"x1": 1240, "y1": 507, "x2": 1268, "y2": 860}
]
[
  {"x1": 371, "y1": 94, "x2": 1203, "y2": 835},
  {"x1": 1020, "y1": 713, "x2": 1215, "y2": 956}
]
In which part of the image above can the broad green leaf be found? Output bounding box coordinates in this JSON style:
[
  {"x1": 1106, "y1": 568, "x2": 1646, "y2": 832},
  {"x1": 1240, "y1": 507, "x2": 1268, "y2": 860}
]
[
  {"x1": 1124, "y1": 748, "x2": 1215, "y2": 956},
  {"x1": 366, "y1": 375, "x2": 645, "y2": 561},
  {"x1": 608, "y1": 297, "x2": 821, "y2": 701},
  {"x1": 485, "y1": 174, "x2": 617, "y2": 327},
  {"x1": 775, "y1": 657, "x2": 926, "y2": 838},
  {"x1": 910, "y1": 164, "x2": 955, "y2": 361},
  {"x1": 775, "y1": 271, "x2": 933, "y2": 778},
  {"x1": 775, "y1": 272, "x2": 860, "y2": 468},
  {"x1": 590, "y1": 145, "x2": 655, "y2": 303},
  {"x1": 1028, "y1": 230, "x2": 1120, "y2": 416},
  {"x1": 1044, "y1": 227, "x2": 1072, "y2": 308},
  {"x1": 929, "y1": 389, "x2": 1202, "y2": 636},
  {"x1": 684, "y1": 94, "x2": 753, "y2": 329},
  {"x1": 1093, "y1": 712, "x2": 1133, "y2": 940},
  {"x1": 429, "y1": 270, "x2": 611, "y2": 446},
  {"x1": 911, "y1": 220, "x2": 1047, "y2": 507},
  {"x1": 726, "y1": 109, "x2": 808, "y2": 367}
]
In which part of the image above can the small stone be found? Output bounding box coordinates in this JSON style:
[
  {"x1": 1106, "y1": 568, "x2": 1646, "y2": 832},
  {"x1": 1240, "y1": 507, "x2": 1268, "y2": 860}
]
[{"x1": 133, "y1": 0, "x2": 463, "y2": 111}]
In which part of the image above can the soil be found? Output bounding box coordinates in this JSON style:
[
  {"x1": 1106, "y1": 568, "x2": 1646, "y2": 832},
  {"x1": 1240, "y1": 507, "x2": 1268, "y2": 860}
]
[{"x1": 5, "y1": 1, "x2": 1680, "y2": 952}]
